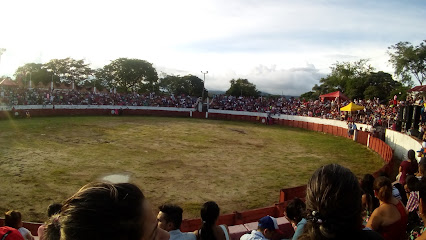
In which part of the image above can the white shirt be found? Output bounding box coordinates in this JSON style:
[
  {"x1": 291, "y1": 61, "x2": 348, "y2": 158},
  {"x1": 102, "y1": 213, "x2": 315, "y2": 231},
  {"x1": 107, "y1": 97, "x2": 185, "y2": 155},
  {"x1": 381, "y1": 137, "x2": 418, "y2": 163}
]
[
  {"x1": 18, "y1": 227, "x2": 33, "y2": 240},
  {"x1": 169, "y1": 229, "x2": 196, "y2": 240},
  {"x1": 240, "y1": 230, "x2": 268, "y2": 240}
]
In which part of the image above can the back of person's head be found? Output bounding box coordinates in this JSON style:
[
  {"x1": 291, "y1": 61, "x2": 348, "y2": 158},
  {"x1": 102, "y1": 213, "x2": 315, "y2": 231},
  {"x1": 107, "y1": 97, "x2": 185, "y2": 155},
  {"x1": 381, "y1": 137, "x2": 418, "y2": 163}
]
[
  {"x1": 419, "y1": 161, "x2": 426, "y2": 175},
  {"x1": 47, "y1": 203, "x2": 62, "y2": 218},
  {"x1": 373, "y1": 176, "x2": 392, "y2": 203},
  {"x1": 199, "y1": 201, "x2": 220, "y2": 240},
  {"x1": 408, "y1": 149, "x2": 416, "y2": 161},
  {"x1": 360, "y1": 174, "x2": 375, "y2": 196},
  {"x1": 285, "y1": 198, "x2": 306, "y2": 224},
  {"x1": 299, "y1": 164, "x2": 362, "y2": 240},
  {"x1": 406, "y1": 175, "x2": 419, "y2": 192},
  {"x1": 46, "y1": 182, "x2": 146, "y2": 240},
  {"x1": 4, "y1": 210, "x2": 22, "y2": 229},
  {"x1": 158, "y1": 204, "x2": 183, "y2": 230}
]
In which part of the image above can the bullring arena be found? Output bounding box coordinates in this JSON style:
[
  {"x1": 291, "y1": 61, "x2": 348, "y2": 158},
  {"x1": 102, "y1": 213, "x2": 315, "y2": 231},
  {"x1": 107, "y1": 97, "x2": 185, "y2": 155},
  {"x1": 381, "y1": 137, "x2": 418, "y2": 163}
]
[{"x1": 0, "y1": 104, "x2": 419, "y2": 239}]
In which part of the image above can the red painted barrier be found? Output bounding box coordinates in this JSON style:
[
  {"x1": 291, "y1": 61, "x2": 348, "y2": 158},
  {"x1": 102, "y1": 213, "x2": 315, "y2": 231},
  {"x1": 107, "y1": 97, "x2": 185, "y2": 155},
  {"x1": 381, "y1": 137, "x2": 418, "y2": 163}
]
[{"x1": 0, "y1": 108, "x2": 394, "y2": 237}]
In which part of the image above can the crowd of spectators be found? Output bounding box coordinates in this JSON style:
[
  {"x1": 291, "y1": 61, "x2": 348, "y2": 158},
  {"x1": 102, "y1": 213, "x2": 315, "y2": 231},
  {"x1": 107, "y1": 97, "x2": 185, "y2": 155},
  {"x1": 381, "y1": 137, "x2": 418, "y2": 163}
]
[
  {"x1": 0, "y1": 87, "x2": 198, "y2": 108},
  {"x1": 3, "y1": 159, "x2": 426, "y2": 240},
  {"x1": 2, "y1": 87, "x2": 426, "y2": 133}
]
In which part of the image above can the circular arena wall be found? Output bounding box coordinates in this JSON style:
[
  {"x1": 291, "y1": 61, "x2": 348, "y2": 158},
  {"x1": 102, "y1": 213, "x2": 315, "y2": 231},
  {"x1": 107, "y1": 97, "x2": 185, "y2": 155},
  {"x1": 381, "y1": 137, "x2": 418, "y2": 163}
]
[{"x1": 0, "y1": 105, "x2": 412, "y2": 238}]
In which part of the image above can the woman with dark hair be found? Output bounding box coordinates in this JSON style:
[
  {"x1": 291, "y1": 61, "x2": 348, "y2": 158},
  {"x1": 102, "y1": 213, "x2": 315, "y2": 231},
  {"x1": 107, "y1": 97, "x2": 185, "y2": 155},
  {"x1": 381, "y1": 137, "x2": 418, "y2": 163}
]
[
  {"x1": 45, "y1": 182, "x2": 169, "y2": 240},
  {"x1": 399, "y1": 149, "x2": 419, "y2": 185},
  {"x1": 366, "y1": 176, "x2": 408, "y2": 240},
  {"x1": 194, "y1": 201, "x2": 230, "y2": 240},
  {"x1": 360, "y1": 174, "x2": 379, "y2": 225},
  {"x1": 298, "y1": 164, "x2": 382, "y2": 240},
  {"x1": 284, "y1": 198, "x2": 307, "y2": 240}
]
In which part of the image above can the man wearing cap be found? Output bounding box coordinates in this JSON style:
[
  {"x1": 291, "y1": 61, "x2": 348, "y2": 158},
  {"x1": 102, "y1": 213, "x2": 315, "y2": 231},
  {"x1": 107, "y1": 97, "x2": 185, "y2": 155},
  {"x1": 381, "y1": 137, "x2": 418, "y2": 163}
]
[
  {"x1": 157, "y1": 204, "x2": 196, "y2": 240},
  {"x1": 240, "y1": 216, "x2": 282, "y2": 240}
]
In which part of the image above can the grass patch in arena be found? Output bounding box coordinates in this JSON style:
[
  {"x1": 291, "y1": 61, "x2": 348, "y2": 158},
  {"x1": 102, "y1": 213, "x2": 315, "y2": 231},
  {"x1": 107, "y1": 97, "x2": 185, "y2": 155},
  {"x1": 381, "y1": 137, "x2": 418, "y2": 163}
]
[{"x1": 0, "y1": 116, "x2": 384, "y2": 221}]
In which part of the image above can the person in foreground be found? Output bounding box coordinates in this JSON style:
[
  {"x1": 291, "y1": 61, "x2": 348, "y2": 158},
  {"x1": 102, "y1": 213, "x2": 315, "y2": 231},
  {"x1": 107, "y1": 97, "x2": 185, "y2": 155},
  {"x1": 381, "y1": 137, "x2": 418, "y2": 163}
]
[
  {"x1": 194, "y1": 201, "x2": 230, "y2": 240},
  {"x1": 409, "y1": 178, "x2": 426, "y2": 239},
  {"x1": 366, "y1": 176, "x2": 408, "y2": 240},
  {"x1": 0, "y1": 226, "x2": 24, "y2": 240},
  {"x1": 4, "y1": 210, "x2": 34, "y2": 240},
  {"x1": 298, "y1": 164, "x2": 383, "y2": 240},
  {"x1": 157, "y1": 204, "x2": 196, "y2": 240},
  {"x1": 240, "y1": 215, "x2": 283, "y2": 240},
  {"x1": 38, "y1": 203, "x2": 62, "y2": 240},
  {"x1": 284, "y1": 198, "x2": 307, "y2": 240},
  {"x1": 45, "y1": 182, "x2": 170, "y2": 240}
]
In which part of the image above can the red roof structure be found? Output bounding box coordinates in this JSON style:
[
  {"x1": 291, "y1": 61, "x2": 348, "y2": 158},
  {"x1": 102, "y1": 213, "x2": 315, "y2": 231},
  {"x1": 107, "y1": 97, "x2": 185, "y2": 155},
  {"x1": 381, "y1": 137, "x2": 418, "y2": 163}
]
[
  {"x1": 408, "y1": 85, "x2": 426, "y2": 92},
  {"x1": 319, "y1": 91, "x2": 349, "y2": 101},
  {"x1": 0, "y1": 78, "x2": 19, "y2": 87}
]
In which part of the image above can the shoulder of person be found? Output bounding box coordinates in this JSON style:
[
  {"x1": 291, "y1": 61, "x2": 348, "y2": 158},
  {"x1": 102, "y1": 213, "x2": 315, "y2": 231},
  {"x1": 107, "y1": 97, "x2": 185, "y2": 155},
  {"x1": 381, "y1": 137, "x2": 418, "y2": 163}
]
[{"x1": 351, "y1": 229, "x2": 383, "y2": 240}]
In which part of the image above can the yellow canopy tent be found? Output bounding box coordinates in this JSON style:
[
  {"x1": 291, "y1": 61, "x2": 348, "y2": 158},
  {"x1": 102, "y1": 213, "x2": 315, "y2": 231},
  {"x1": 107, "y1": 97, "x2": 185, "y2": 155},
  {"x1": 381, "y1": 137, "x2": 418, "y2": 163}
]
[{"x1": 340, "y1": 102, "x2": 364, "y2": 111}]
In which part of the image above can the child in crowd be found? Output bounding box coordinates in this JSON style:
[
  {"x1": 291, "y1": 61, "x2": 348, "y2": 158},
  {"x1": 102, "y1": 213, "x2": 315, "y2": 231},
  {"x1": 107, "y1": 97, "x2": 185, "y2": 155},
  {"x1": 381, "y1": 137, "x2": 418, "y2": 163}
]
[{"x1": 4, "y1": 210, "x2": 34, "y2": 240}]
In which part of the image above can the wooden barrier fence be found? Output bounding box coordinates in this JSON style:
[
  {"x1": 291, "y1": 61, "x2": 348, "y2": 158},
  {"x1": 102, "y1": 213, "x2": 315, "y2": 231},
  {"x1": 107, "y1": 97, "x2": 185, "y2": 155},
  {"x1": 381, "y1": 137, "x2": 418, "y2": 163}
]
[{"x1": 0, "y1": 108, "x2": 394, "y2": 237}]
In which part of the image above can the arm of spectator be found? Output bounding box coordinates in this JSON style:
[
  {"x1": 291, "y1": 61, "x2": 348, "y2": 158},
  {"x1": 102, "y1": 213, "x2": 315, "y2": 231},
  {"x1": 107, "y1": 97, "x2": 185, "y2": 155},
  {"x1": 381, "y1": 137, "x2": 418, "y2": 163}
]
[{"x1": 366, "y1": 207, "x2": 383, "y2": 231}]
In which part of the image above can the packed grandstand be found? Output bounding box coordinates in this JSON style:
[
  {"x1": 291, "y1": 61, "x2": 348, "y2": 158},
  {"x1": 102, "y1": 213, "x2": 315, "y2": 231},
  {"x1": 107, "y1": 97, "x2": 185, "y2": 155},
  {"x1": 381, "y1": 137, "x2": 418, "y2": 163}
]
[
  {"x1": 1, "y1": 85, "x2": 426, "y2": 240},
  {"x1": 2, "y1": 86, "x2": 425, "y2": 134}
]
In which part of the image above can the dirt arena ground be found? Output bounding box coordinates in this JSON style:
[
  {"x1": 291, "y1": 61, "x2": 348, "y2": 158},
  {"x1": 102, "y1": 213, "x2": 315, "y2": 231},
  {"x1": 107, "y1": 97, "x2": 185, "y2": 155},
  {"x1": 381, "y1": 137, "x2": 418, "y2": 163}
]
[{"x1": 0, "y1": 116, "x2": 384, "y2": 222}]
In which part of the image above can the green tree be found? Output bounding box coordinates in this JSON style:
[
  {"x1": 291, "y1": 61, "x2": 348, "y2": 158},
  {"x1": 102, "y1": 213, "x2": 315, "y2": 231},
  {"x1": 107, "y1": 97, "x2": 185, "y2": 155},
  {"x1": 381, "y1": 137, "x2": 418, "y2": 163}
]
[
  {"x1": 226, "y1": 78, "x2": 260, "y2": 97},
  {"x1": 43, "y1": 58, "x2": 93, "y2": 88},
  {"x1": 101, "y1": 58, "x2": 158, "y2": 93},
  {"x1": 181, "y1": 75, "x2": 205, "y2": 97},
  {"x1": 14, "y1": 63, "x2": 45, "y2": 87},
  {"x1": 301, "y1": 59, "x2": 374, "y2": 99},
  {"x1": 363, "y1": 71, "x2": 401, "y2": 100},
  {"x1": 159, "y1": 74, "x2": 206, "y2": 97},
  {"x1": 388, "y1": 40, "x2": 426, "y2": 86}
]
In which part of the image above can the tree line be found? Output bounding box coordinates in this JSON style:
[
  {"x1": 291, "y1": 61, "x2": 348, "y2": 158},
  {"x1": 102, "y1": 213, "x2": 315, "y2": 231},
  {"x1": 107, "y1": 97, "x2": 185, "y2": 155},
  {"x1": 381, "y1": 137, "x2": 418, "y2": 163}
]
[
  {"x1": 301, "y1": 40, "x2": 426, "y2": 101},
  {"x1": 11, "y1": 57, "x2": 260, "y2": 98},
  {"x1": 8, "y1": 39, "x2": 426, "y2": 101}
]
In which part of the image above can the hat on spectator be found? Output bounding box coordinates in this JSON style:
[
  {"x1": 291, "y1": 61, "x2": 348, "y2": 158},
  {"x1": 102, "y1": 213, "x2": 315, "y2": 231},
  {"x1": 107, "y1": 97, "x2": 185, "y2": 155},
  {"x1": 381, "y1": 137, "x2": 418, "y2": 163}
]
[
  {"x1": 258, "y1": 216, "x2": 283, "y2": 234},
  {"x1": 417, "y1": 148, "x2": 424, "y2": 154},
  {"x1": 0, "y1": 226, "x2": 24, "y2": 240}
]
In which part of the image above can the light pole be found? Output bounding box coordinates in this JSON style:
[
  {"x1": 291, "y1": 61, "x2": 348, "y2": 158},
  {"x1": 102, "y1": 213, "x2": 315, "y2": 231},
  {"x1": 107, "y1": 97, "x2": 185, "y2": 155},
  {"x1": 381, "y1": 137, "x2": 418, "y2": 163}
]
[
  {"x1": 47, "y1": 69, "x2": 55, "y2": 91},
  {"x1": 27, "y1": 72, "x2": 32, "y2": 89},
  {"x1": 0, "y1": 48, "x2": 5, "y2": 70},
  {"x1": 201, "y1": 71, "x2": 208, "y2": 102}
]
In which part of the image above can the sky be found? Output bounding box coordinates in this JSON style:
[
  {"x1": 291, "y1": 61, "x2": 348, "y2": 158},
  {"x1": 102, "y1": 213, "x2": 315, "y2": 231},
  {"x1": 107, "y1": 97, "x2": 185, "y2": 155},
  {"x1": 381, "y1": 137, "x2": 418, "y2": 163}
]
[{"x1": 0, "y1": 0, "x2": 425, "y2": 96}]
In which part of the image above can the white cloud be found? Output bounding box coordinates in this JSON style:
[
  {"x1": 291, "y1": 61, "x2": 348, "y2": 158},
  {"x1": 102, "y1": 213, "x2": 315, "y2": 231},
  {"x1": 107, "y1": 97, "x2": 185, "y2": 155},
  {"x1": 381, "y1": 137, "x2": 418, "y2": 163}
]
[{"x1": 0, "y1": 0, "x2": 425, "y2": 95}]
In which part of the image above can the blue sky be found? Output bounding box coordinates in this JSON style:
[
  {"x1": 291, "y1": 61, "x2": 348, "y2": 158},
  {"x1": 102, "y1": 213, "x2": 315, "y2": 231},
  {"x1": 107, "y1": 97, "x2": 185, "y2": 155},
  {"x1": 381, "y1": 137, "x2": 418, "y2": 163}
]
[{"x1": 0, "y1": 0, "x2": 425, "y2": 95}]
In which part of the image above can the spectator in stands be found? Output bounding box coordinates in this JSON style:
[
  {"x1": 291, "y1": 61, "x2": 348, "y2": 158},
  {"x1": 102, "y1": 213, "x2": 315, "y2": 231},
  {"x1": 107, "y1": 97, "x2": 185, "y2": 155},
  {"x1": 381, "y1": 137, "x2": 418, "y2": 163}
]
[
  {"x1": 366, "y1": 176, "x2": 408, "y2": 240},
  {"x1": 283, "y1": 198, "x2": 307, "y2": 240},
  {"x1": 399, "y1": 149, "x2": 419, "y2": 185},
  {"x1": 299, "y1": 164, "x2": 382, "y2": 240},
  {"x1": 360, "y1": 174, "x2": 379, "y2": 225},
  {"x1": 157, "y1": 204, "x2": 196, "y2": 240},
  {"x1": 37, "y1": 203, "x2": 62, "y2": 240},
  {"x1": 406, "y1": 175, "x2": 422, "y2": 233},
  {"x1": 45, "y1": 182, "x2": 169, "y2": 240},
  {"x1": 418, "y1": 161, "x2": 426, "y2": 179},
  {"x1": 240, "y1": 216, "x2": 283, "y2": 240},
  {"x1": 0, "y1": 226, "x2": 24, "y2": 240},
  {"x1": 408, "y1": 179, "x2": 426, "y2": 239},
  {"x1": 4, "y1": 210, "x2": 34, "y2": 240},
  {"x1": 193, "y1": 201, "x2": 230, "y2": 240}
]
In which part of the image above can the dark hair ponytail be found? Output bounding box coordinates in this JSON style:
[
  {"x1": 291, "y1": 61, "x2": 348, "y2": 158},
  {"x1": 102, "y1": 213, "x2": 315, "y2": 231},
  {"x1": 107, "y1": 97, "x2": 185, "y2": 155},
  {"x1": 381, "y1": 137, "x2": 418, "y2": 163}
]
[
  {"x1": 299, "y1": 164, "x2": 362, "y2": 240},
  {"x1": 200, "y1": 201, "x2": 220, "y2": 240},
  {"x1": 45, "y1": 214, "x2": 61, "y2": 240}
]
